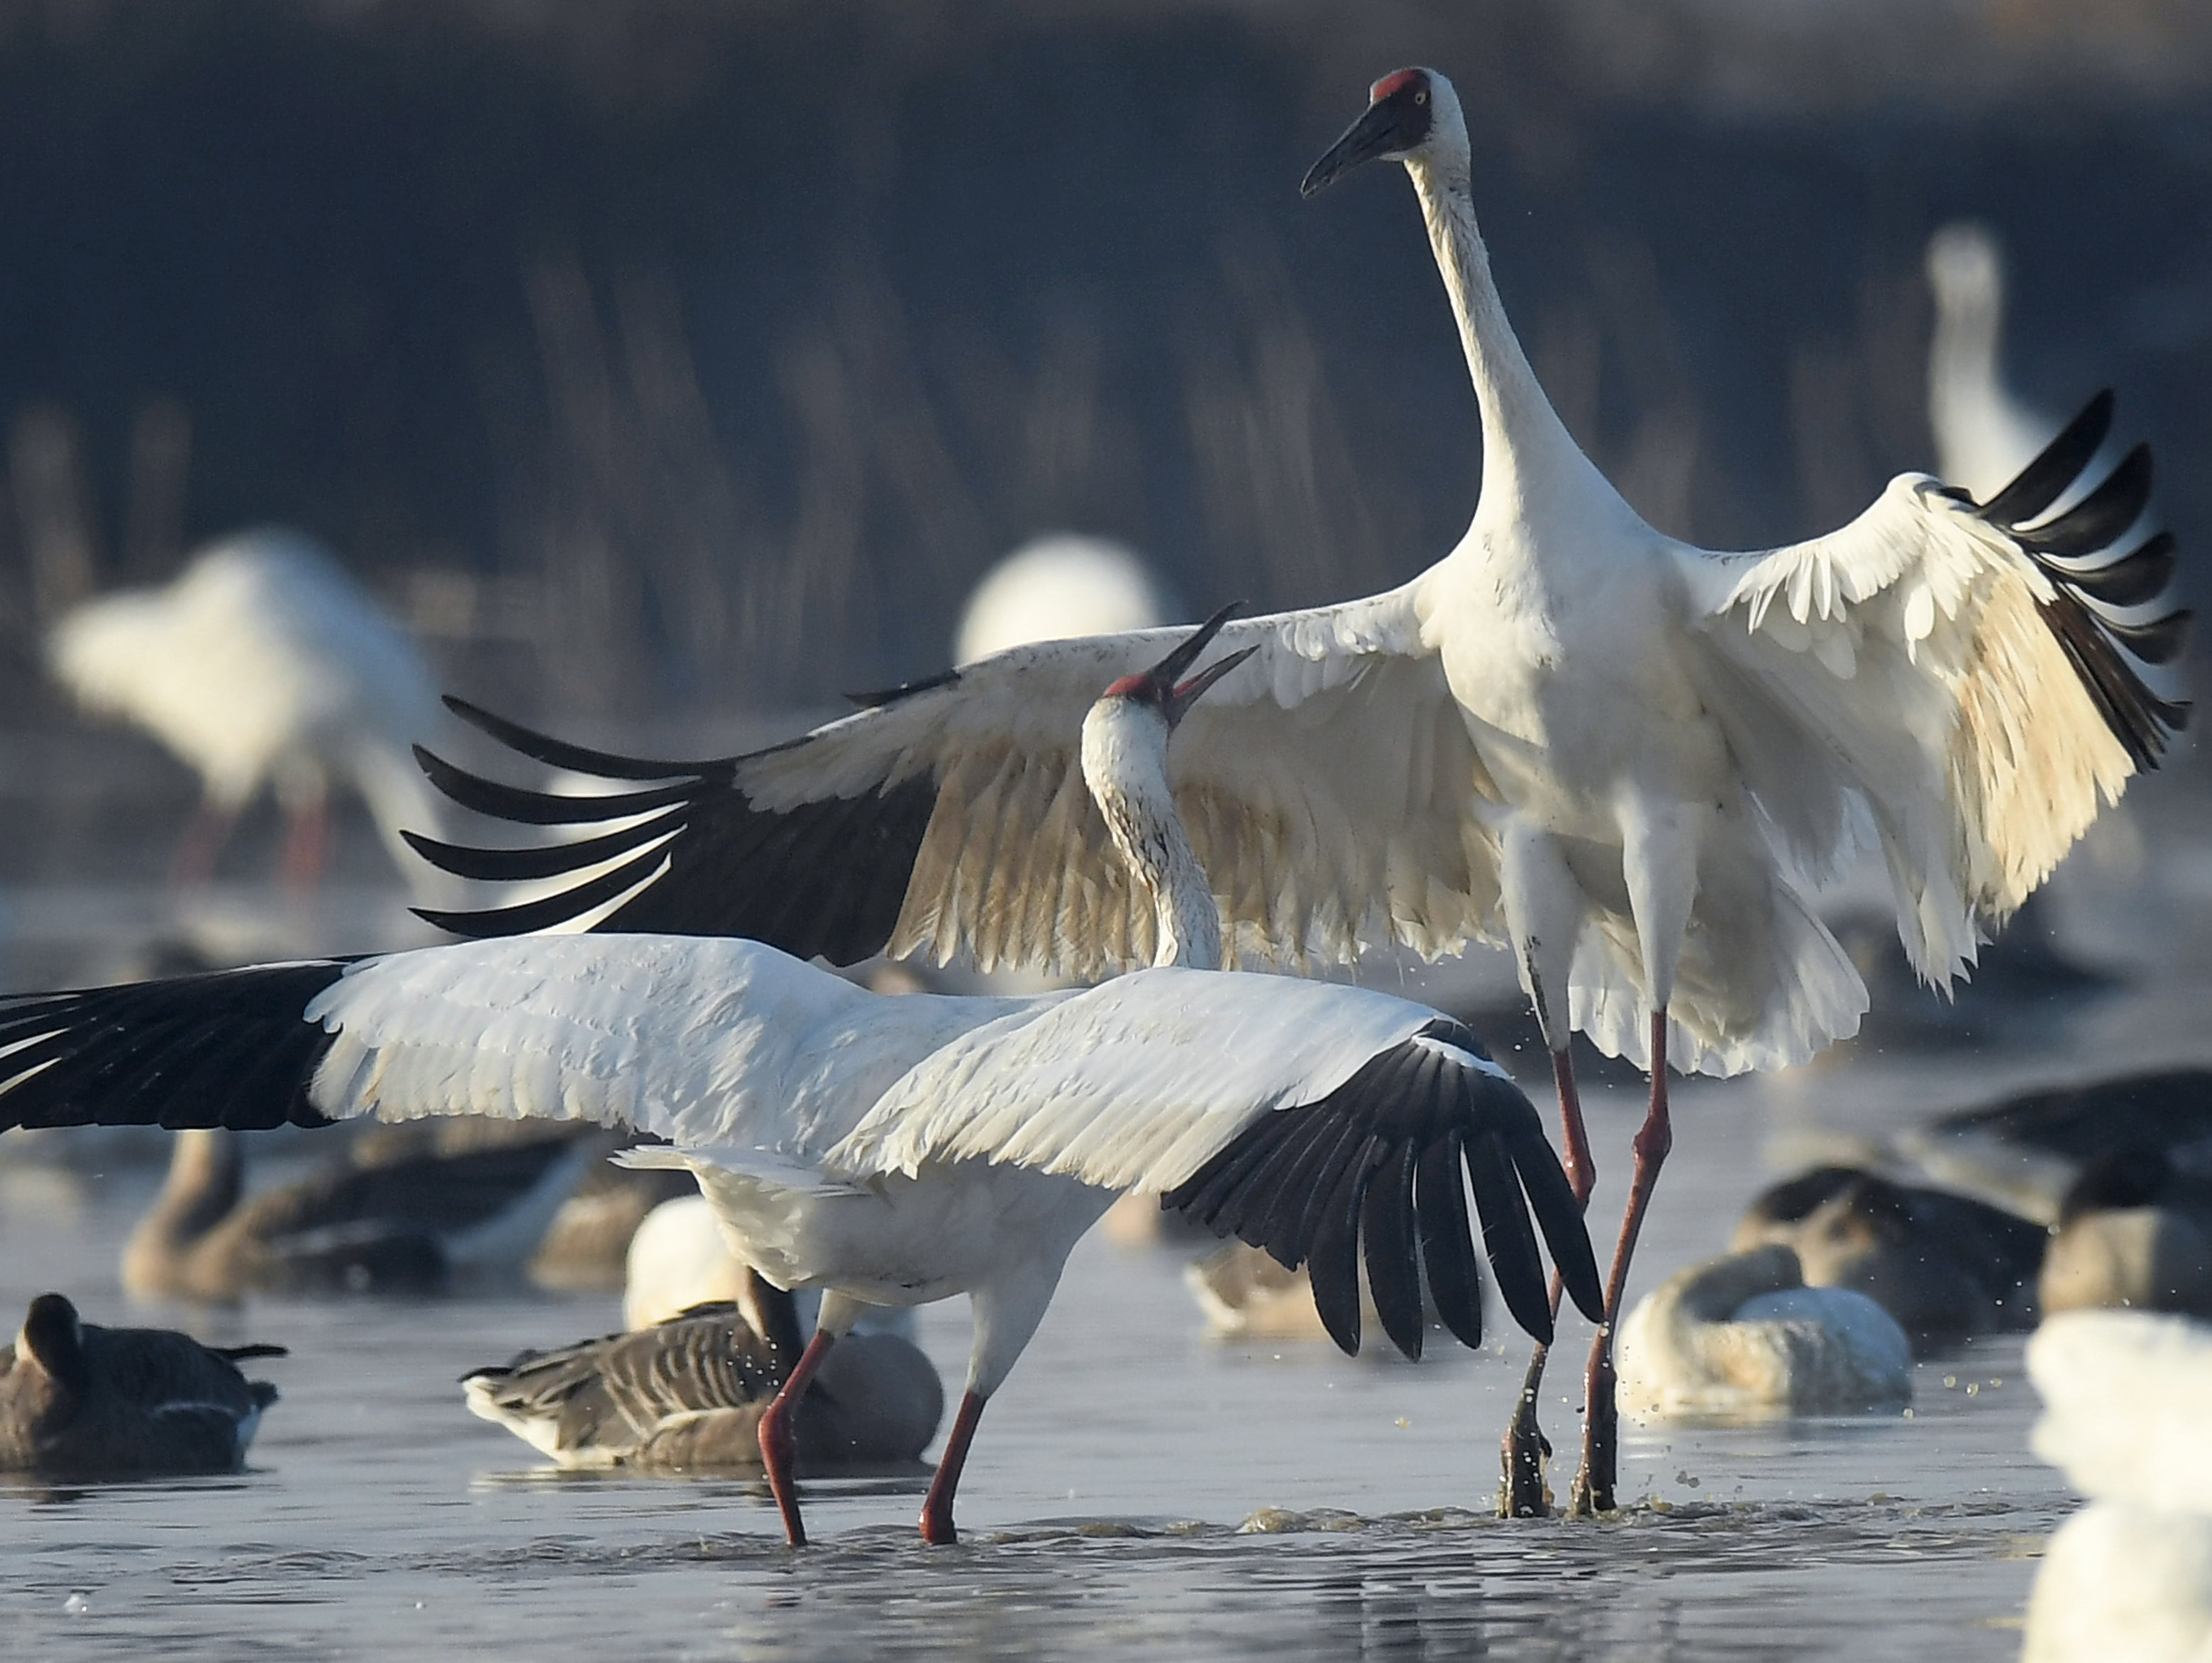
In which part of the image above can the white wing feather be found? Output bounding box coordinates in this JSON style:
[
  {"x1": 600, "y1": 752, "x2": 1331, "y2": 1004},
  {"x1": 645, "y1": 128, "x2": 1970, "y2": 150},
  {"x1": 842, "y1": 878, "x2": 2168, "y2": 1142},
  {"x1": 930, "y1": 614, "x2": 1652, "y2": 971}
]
[
  {"x1": 1674, "y1": 473, "x2": 2142, "y2": 983},
  {"x1": 829, "y1": 968, "x2": 1435, "y2": 1194},
  {"x1": 302, "y1": 935, "x2": 1030, "y2": 1160},
  {"x1": 738, "y1": 581, "x2": 1500, "y2": 976}
]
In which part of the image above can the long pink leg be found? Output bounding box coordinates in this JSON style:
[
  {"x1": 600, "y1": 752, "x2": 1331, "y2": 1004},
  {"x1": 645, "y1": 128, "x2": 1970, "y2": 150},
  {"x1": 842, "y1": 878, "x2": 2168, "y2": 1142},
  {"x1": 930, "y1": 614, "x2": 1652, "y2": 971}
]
[
  {"x1": 757, "y1": 1328, "x2": 839, "y2": 1547},
  {"x1": 919, "y1": 1390, "x2": 988, "y2": 1546},
  {"x1": 1570, "y1": 1009, "x2": 1674, "y2": 1517},
  {"x1": 280, "y1": 794, "x2": 330, "y2": 893},
  {"x1": 1501, "y1": 1045, "x2": 1596, "y2": 1517}
]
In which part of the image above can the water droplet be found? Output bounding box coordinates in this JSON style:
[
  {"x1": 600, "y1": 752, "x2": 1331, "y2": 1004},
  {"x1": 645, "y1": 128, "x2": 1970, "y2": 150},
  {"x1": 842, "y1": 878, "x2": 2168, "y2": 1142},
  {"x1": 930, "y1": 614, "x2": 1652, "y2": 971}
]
[{"x1": 62, "y1": 1593, "x2": 89, "y2": 1615}]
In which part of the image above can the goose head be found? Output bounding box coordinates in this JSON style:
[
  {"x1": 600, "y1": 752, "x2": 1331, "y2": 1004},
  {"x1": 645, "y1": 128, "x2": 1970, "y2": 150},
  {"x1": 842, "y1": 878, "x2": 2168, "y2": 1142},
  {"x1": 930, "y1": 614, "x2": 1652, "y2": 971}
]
[
  {"x1": 17, "y1": 1293, "x2": 91, "y2": 1398},
  {"x1": 1301, "y1": 67, "x2": 1469, "y2": 197}
]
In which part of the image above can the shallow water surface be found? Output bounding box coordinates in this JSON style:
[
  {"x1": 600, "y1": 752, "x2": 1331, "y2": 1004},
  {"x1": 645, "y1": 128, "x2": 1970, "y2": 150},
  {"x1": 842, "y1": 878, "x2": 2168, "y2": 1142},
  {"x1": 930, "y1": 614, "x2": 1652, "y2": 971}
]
[{"x1": 0, "y1": 1151, "x2": 2067, "y2": 1662}]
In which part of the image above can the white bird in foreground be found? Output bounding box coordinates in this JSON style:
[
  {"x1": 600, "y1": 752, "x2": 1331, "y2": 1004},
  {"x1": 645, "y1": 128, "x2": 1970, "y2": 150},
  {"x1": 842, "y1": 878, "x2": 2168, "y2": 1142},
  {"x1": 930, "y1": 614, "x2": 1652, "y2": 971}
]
[
  {"x1": 409, "y1": 69, "x2": 2186, "y2": 1518},
  {"x1": 0, "y1": 614, "x2": 1600, "y2": 1547},
  {"x1": 48, "y1": 529, "x2": 448, "y2": 893},
  {"x1": 2024, "y1": 1310, "x2": 2212, "y2": 1662}
]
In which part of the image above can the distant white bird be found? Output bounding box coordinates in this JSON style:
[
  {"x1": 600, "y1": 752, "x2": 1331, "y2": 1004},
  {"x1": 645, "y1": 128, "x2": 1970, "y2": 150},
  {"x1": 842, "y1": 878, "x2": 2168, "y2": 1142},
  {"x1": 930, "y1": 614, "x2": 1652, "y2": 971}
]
[
  {"x1": 2024, "y1": 1310, "x2": 2212, "y2": 1662},
  {"x1": 621, "y1": 1193, "x2": 918, "y2": 1339},
  {"x1": 409, "y1": 67, "x2": 2186, "y2": 1518},
  {"x1": 47, "y1": 529, "x2": 448, "y2": 893},
  {"x1": 0, "y1": 614, "x2": 1600, "y2": 1547},
  {"x1": 1613, "y1": 1245, "x2": 1913, "y2": 1420},
  {"x1": 623, "y1": 1193, "x2": 754, "y2": 1329},
  {"x1": 0, "y1": 1293, "x2": 284, "y2": 1477},
  {"x1": 1926, "y1": 223, "x2": 2062, "y2": 502},
  {"x1": 954, "y1": 534, "x2": 1176, "y2": 667}
]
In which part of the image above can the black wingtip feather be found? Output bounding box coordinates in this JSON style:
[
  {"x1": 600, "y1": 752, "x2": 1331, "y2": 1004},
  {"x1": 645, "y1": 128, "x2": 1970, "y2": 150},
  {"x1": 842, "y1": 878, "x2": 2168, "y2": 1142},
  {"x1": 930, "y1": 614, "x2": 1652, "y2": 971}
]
[
  {"x1": 1980, "y1": 389, "x2": 2113, "y2": 526},
  {"x1": 0, "y1": 963, "x2": 354, "y2": 1134},
  {"x1": 442, "y1": 697, "x2": 724, "y2": 780},
  {"x1": 2045, "y1": 530, "x2": 2175, "y2": 609},
  {"x1": 1415, "y1": 1132, "x2": 1483, "y2": 1349},
  {"x1": 2015, "y1": 443, "x2": 2152, "y2": 558},
  {"x1": 1361, "y1": 1140, "x2": 1426, "y2": 1361},
  {"x1": 1969, "y1": 394, "x2": 2191, "y2": 773},
  {"x1": 1160, "y1": 1019, "x2": 1591, "y2": 1357}
]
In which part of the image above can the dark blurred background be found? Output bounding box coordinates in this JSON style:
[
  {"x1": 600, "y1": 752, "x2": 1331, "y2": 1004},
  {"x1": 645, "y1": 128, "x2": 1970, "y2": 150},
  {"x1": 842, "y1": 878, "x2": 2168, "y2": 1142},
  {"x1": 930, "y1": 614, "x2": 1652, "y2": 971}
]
[{"x1": 1, "y1": 0, "x2": 2206, "y2": 722}]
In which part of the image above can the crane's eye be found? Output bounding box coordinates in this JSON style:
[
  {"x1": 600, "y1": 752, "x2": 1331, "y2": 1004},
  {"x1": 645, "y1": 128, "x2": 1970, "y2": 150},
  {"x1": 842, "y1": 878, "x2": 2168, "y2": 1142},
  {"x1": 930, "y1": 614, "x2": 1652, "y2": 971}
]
[{"x1": 1414, "y1": 89, "x2": 1429, "y2": 105}]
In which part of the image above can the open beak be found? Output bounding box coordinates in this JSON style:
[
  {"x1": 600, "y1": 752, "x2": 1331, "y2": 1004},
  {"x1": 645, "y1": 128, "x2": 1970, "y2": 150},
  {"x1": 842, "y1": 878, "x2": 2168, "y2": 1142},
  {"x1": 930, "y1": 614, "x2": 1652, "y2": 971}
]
[
  {"x1": 1300, "y1": 96, "x2": 1420, "y2": 197},
  {"x1": 1137, "y1": 603, "x2": 1255, "y2": 725},
  {"x1": 1167, "y1": 646, "x2": 1259, "y2": 725}
]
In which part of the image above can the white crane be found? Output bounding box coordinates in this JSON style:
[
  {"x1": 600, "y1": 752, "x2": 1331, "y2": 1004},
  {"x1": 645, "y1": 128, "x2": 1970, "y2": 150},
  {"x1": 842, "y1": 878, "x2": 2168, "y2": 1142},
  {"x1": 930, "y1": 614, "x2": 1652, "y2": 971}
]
[
  {"x1": 409, "y1": 68, "x2": 2186, "y2": 1517},
  {"x1": 48, "y1": 529, "x2": 449, "y2": 894},
  {"x1": 1926, "y1": 222, "x2": 2063, "y2": 500},
  {"x1": 0, "y1": 614, "x2": 1602, "y2": 1547},
  {"x1": 954, "y1": 534, "x2": 1177, "y2": 666}
]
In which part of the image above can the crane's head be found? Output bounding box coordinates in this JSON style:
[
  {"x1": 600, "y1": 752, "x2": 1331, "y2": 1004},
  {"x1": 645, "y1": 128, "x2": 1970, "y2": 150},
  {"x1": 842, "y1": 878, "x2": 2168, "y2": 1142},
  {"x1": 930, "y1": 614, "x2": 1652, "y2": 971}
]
[
  {"x1": 1301, "y1": 67, "x2": 1464, "y2": 197},
  {"x1": 1099, "y1": 603, "x2": 1257, "y2": 731}
]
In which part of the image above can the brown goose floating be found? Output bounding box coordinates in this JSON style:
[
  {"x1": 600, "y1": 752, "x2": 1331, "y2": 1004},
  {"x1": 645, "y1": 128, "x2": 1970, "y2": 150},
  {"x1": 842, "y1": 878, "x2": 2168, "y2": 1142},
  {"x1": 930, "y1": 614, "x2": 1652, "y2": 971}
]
[
  {"x1": 463, "y1": 1276, "x2": 942, "y2": 1473},
  {"x1": 125, "y1": 1126, "x2": 598, "y2": 1301},
  {"x1": 0, "y1": 1293, "x2": 282, "y2": 1477}
]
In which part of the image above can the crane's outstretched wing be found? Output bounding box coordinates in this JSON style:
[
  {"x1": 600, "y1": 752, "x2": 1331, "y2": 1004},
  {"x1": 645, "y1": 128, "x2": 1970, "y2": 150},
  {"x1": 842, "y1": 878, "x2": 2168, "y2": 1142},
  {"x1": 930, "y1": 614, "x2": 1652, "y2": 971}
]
[
  {"x1": 1673, "y1": 392, "x2": 2188, "y2": 984},
  {"x1": 830, "y1": 968, "x2": 1604, "y2": 1359},
  {"x1": 408, "y1": 586, "x2": 1502, "y2": 977},
  {"x1": 0, "y1": 938, "x2": 1001, "y2": 1161}
]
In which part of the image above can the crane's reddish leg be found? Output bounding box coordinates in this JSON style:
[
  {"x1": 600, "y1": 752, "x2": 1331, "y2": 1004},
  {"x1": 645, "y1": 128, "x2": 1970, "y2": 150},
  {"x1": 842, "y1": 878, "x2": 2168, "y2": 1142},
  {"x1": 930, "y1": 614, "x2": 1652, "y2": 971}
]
[
  {"x1": 1569, "y1": 1010, "x2": 1674, "y2": 1517},
  {"x1": 919, "y1": 1391, "x2": 988, "y2": 1546},
  {"x1": 757, "y1": 1328, "x2": 838, "y2": 1547},
  {"x1": 1501, "y1": 1045, "x2": 1595, "y2": 1518},
  {"x1": 280, "y1": 795, "x2": 330, "y2": 893},
  {"x1": 172, "y1": 802, "x2": 235, "y2": 888}
]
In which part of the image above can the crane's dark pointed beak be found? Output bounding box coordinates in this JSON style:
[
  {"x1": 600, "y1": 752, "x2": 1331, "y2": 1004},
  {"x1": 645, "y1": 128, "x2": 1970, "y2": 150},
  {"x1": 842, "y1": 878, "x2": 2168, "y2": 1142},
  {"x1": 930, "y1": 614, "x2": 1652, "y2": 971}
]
[
  {"x1": 1301, "y1": 98, "x2": 1415, "y2": 197},
  {"x1": 1167, "y1": 646, "x2": 1259, "y2": 726},
  {"x1": 1142, "y1": 602, "x2": 1242, "y2": 690},
  {"x1": 1139, "y1": 603, "x2": 1254, "y2": 725}
]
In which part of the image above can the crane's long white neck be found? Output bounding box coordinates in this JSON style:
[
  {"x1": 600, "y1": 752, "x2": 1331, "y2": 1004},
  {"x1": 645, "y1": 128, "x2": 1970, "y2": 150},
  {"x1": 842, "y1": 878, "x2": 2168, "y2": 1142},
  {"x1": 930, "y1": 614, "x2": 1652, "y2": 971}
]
[
  {"x1": 1079, "y1": 700, "x2": 1222, "y2": 971},
  {"x1": 1405, "y1": 151, "x2": 1625, "y2": 531}
]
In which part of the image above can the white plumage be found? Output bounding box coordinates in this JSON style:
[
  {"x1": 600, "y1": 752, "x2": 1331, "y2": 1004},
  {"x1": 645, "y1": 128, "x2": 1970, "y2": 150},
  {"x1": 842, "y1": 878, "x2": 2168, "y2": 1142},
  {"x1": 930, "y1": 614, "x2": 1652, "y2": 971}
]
[
  {"x1": 1926, "y1": 222, "x2": 2059, "y2": 501},
  {"x1": 0, "y1": 617, "x2": 1598, "y2": 1547},
  {"x1": 955, "y1": 534, "x2": 1176, "y2": 666},
  {"x1": 47, "y1": 529, "x2": 448, "y2": 892},
  {"x1": 2023, "y1": 1311, "x2": 2212, "y2": 1662},
  {"x1": 1613, "y1": 1246, "x2": 1913, "y2": 1420}
]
